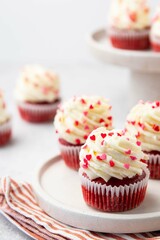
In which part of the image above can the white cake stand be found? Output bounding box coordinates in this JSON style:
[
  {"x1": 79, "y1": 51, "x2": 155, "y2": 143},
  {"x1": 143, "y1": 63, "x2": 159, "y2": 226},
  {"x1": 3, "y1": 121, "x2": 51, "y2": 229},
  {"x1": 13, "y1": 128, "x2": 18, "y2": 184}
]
[{"x1": 88, "y1": 28, "x2": 160, "y2": 107}]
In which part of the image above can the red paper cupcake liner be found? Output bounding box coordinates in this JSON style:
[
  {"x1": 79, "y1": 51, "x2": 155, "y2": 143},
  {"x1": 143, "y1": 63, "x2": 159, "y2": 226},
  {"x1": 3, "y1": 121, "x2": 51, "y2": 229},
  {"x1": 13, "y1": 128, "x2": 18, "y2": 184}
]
[
  {"x1": 59, "y1": 142, "x2": 81, "y2": 170},
  {"x1": 150, "y1": 35, "x2": 160, "y2": 52},
  {"x1": 80, "y1": 169, "x2": 149, "y2": 212},
  {"x1": 108, "y1": 27, "x2": 150, "y2": 50},
  {"x1": 0, "y1": 120, "x2": 12, "y2": 146},
  {"x1": 17, "y1": 101, "x2": 60, "y2": 123},
  {"x1": 147, "y1": 154, "x2": 160, "y2": 179}
]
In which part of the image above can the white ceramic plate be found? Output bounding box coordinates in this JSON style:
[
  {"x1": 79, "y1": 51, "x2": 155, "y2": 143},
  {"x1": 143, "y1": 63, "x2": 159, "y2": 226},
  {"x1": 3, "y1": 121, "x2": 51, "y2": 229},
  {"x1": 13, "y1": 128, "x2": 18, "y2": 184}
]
[
  {"x1": 33, "y1": 155, "x2": 160, "y2": 234},
  {"x1": 87, "y1": 28, "x2": 160, "y2": 73}
]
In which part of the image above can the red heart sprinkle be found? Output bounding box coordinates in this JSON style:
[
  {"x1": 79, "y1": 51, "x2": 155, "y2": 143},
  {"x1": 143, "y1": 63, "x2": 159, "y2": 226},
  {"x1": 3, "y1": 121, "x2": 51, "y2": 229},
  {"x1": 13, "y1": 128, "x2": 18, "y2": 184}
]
[
  {"x1": 153, "y1": 125, "x2": 159, "y2": 132},
  {"x1": 124, "y1": 163, "x2": 130, "y2": 169},
  {"x1": 66, "y1": 129, "x2": 71, "y2": 134},
  {"x1": 81, "y1": 98, "x2": 86, "y2": 104},
  {"x1": 109, "y1": 160, "x2": 115, "y2": 167},
  {"x1": 83, "y1": 135, "x2": 88, "y2": 140},
  {"x1": 90, "y1": 135, "x2": 96, "y2": 141},
  {"x1": 108, "y1": 132, "x2": 114, "y2": 136},
  {"x1": 136, "y1": 141, "x2": 141, "y2": 146},
  {"x1": 75, "y1": 139, "x2": 81, "y2": 145},
  {"x1": 130, "y1": 156, "x2": 137, "y2": 161},
  {"x1": 74, "y1": 120, "x2": 79, "y2": 126},
  {"x1": 99, "y1": 118, "x2": 104, "y2": 123},
  {"x1": 89, "y1": 104, "x2": 94, "y2": 109},
  {"x1": 125, "y1": 149, "x2": 131, "y2": 155},
  {"x1": 101, "y1": 133, "x2": 106, "y2": 138},
  {"x1": 108, "y1": 116, "x2": 112, "y2": 121},
  {"x1": 86, "y1": 154, "x2": 92, "y2": 161},
  {"x1": 83, "y1": 111, "x2": 88, "y2": 116}
]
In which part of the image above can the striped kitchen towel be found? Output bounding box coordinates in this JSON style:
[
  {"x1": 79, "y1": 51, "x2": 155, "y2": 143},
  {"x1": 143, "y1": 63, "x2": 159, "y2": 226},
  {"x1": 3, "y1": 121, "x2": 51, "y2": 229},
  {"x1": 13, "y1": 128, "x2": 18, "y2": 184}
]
[{"x1": 0, "y1": 177, "x2": 160, "y2": 240}]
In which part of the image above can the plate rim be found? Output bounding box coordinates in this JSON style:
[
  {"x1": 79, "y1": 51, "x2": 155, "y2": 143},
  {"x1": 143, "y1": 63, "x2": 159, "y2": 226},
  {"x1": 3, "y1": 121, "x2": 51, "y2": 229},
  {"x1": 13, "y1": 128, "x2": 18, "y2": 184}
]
[{"x1": 33, "y1": 155, "x2": 160, "y2": 222}]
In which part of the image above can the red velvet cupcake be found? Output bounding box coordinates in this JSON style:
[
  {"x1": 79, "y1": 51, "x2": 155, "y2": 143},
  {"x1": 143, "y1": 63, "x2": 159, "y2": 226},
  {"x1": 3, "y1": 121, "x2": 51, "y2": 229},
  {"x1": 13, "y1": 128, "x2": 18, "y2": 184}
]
[
  {"x1": 0, "y1": 91, "x2": 12, "y2": 146},
  {"x1": 126, "y1": 101, "x2": 160, "y2": 179},
  {"x1": 150, "y1": 6, "x2": 160, "y2": 52},
  {"x1": 79, "y1": 128, "x2": 149, "y2": 212},
  {"x1": 54, "y1": 96, "x2": 113, "y2": 170},
  {"x1": 15, "y1": 65, "x2": 60, "y2": 123},
  {"x1": 108, "y1": 0, "x2": 150, "y2": 50}
]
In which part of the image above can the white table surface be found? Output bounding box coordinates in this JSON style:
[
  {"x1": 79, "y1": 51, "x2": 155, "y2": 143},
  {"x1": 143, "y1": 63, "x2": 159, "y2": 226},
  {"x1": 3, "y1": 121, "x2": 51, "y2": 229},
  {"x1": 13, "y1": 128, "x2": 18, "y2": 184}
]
[{"x1": 0, "y1": 62, "x2": 129, "y2": 239}]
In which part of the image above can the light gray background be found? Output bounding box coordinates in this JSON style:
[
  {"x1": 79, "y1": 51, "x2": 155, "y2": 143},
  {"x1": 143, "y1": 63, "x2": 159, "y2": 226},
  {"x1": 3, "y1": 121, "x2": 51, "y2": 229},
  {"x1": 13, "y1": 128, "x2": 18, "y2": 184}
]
[{"x1": 0, "y1": 0, "x2": 159, "y2": 239}]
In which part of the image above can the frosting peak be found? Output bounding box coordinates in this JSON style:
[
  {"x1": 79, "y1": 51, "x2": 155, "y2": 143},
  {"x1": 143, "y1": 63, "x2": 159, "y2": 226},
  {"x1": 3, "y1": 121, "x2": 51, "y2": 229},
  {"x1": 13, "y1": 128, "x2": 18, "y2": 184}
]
[
  {"x1": 126, "y1": 101, "x2": 160, "y2": 152},
  {"x1": 79, "y1": 127, "x2": 148, "y2": 182},
  {"x1": 0, "y1": 90, "x2": 10, "y2": 125},
  {"x1": 54, "y1": 96, "x2": 113, "y2": 145},
  {"x1": 151, "y1": 6, "x2": 160, "y2": 38},
  {"x1": 109, "y1": 0, "x2": 150, "y2": 30},
  {"x1": 15, "y1": 65, "x2": 60, "y2": 103}
]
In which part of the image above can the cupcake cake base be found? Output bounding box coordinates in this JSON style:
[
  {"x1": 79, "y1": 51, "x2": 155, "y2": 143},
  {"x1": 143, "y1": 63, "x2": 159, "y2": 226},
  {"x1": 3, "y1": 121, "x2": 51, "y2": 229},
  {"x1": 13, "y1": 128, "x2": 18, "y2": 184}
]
[
  {"x1": 80, "y1": 169, "x2": 149, "y2": 212},
  {"x1": 109, "y1": 27, "x2": 150, "y2": 50},
  {"x1": 0, "y1": 120, "x2": 12, "y2": 146},
  {"x1": 17, "y1": 100, "x2": 60, "y2": 123},
  {"x1": 145, "y1": 151, "x2": 160, "y2": 179},
  {"x1": 59, "y1": 138, "x2": 82, "y2": 170}
]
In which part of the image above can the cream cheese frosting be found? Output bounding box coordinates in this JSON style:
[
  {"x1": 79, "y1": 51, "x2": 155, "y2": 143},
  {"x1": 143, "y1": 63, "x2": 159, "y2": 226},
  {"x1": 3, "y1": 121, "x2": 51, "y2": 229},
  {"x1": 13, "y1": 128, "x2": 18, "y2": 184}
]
[
  {"x1": 79, "y1": 127, "x2": 148, "y2": 182},
  {"x1": 126, "y1": 101, "x2": 160, "y2": 152},
  {"x1": 109, "y1": 0, "x2": 150, "y2": 30},
  {"x1": 15, "y1": 65, "x2": 60, "y2": 103},
  {"x1": 54, "y1": 96, "x2": 113, "y2": 145},
  {"x1": 0, "y1": 91, "x2": 10, "y2": 125},
  {"x1": 151, "y1": 6, "x2": 160, "y2": 38}
]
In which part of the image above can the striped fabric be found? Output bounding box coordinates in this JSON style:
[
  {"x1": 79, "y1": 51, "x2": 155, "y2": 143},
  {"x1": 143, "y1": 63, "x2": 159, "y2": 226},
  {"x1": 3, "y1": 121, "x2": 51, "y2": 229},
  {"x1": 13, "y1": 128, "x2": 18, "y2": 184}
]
[{"x1": 0, "y1": 177, "x2": 159, "y2": 240}]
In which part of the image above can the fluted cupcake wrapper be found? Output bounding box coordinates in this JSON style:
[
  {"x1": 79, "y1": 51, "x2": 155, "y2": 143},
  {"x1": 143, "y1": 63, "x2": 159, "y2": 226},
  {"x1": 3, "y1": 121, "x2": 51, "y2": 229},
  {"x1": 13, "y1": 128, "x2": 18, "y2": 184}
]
[
  {"x1": 59, "y1": 143, "x2": 81, "y2": 170},
  {"x1": 108, "y1": 27, "x2": 150, "y2": 50},
  {"x1": 80, "y1": 169, "x2": 149, "y2": 212},
  {"x1": 150, "y1": 35, "x2": 160, "y2": 52},
  {"x1": 147, "y1": 153, "x2": 160, "y2": 179},
  {"x1": 0, "y1": 119, "x2": 12, "y2": 146},
  {"x1": 17, "y1": 101, "x2": 60, "y2": 123}
]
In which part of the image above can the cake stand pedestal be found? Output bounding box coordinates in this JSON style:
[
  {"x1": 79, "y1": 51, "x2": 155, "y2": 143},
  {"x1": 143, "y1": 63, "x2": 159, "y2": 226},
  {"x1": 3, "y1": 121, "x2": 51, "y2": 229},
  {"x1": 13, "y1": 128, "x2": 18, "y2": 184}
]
[{"x1": 88, "y1": 29, "x2": 160, "y2": 107}]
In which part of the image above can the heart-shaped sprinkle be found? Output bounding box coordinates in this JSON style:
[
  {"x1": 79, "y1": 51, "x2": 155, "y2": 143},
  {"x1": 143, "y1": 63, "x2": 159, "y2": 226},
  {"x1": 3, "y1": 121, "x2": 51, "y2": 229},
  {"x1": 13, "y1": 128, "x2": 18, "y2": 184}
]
[
  {"x1": 130, "y1": 156, "x2": 137, "y2": 161},
  {"x1": 86, "y1": 154, "x2": 92, "y2": 161},
  {"x1": 109, "y1": 160, "x2": 115, "y2": 167},
  {"x1": 101, "y1": 133, "x2": 106, "y2": 139},
  {"x1": 136, "y1": 141, "x2": 141, "y2": 146},
  {"x1": 108, "y1": 132, "x2": 114, "y2": 136},
  {"x1": 84, "y1": 125, "x2": 89, "y2": 130},
  {"x1": 83, "y1": 135, "x2": 88, "y2": 140},
  {"x1": 66, "y1": 129, "x2": 71, "y2": 134},
  {"x1": 124, "y1": 163, "x2": 130, "y2": 169},
  {"x1": 74, "y1": 120, "x2": 79, "y2": 126},
  {"x1": 90, "y1": 135, "x2": 96, "y2": 141},
  {"x1": 125, "y1": 149, "x2": 131, "y2": 155},
  {"x1": 89, "y1": 104, "x2": 94, "y2": 109},
  {"x1": 75, "y1": 139, "x2": 81, "y2": 145},
  {"x1": 153, "y1": 125, "x2": 160, "y2": 132},
  {"x1": 99, "y1": 118, "x2": 104, "y2": 123},
  {"x1": 108, "y1": 116, "x2": 112, "y2": 121},
  {"x1": 81, "y1": 98, "x2": 86, "y2": 104},
  {"x1": 83, "y1": 111, "x2": 88, "y2": 116},
  {"x1": 100, "y1": 154, "x2": 106, "y2": 160}
]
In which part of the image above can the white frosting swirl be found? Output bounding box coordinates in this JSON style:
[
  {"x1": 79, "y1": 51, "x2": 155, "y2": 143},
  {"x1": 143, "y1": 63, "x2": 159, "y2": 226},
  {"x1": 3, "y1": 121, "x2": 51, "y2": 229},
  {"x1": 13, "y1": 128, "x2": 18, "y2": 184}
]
[
  {"x1": 151, "y1": 6, "x2": 160, "y2": 38},
  {"x1": 0, "y1": 91, "x2": 10, "y2": 125},
  {"x1": 79, "y1": 127, "x2": 148, "y2": 182},
  {"x1": 126, "y1": 101, "x2": 160, "y2": 152},
  {"x1": 15, "y1": 65, "x2": 60, "y2": 103},
  {"x1": 54, "y1": 96, "x2": 113, "y2": 145},
  {"x1": 109, "y1": 0, "x2": 150, "y2": 30}
]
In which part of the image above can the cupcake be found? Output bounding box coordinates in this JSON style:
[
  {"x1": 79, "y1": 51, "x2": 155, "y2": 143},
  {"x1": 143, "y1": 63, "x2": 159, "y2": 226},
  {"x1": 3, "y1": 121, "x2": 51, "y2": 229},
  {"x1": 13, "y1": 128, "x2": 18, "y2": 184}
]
[
  {"x1": 125, "y1": 101, "x2": 160, "y2": 179},
  {"x1": 150, "y1": 6, "x2": 160, "y2": 51},
  {"x1": 79, "y1": 127, "x2": 149, "y2": 212},
  {"x1": 0, "y1": 91, "x2": 12, "y2": 146},
  {"x1": 54, "y1": 96, "x2": 113, "y2": 170},
  {"x1": 108, "y1": 0, "x2": 150, "y2": 50},
  {"x1": 15, "y1": 65, "x2": 60, "y2": 123}
]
